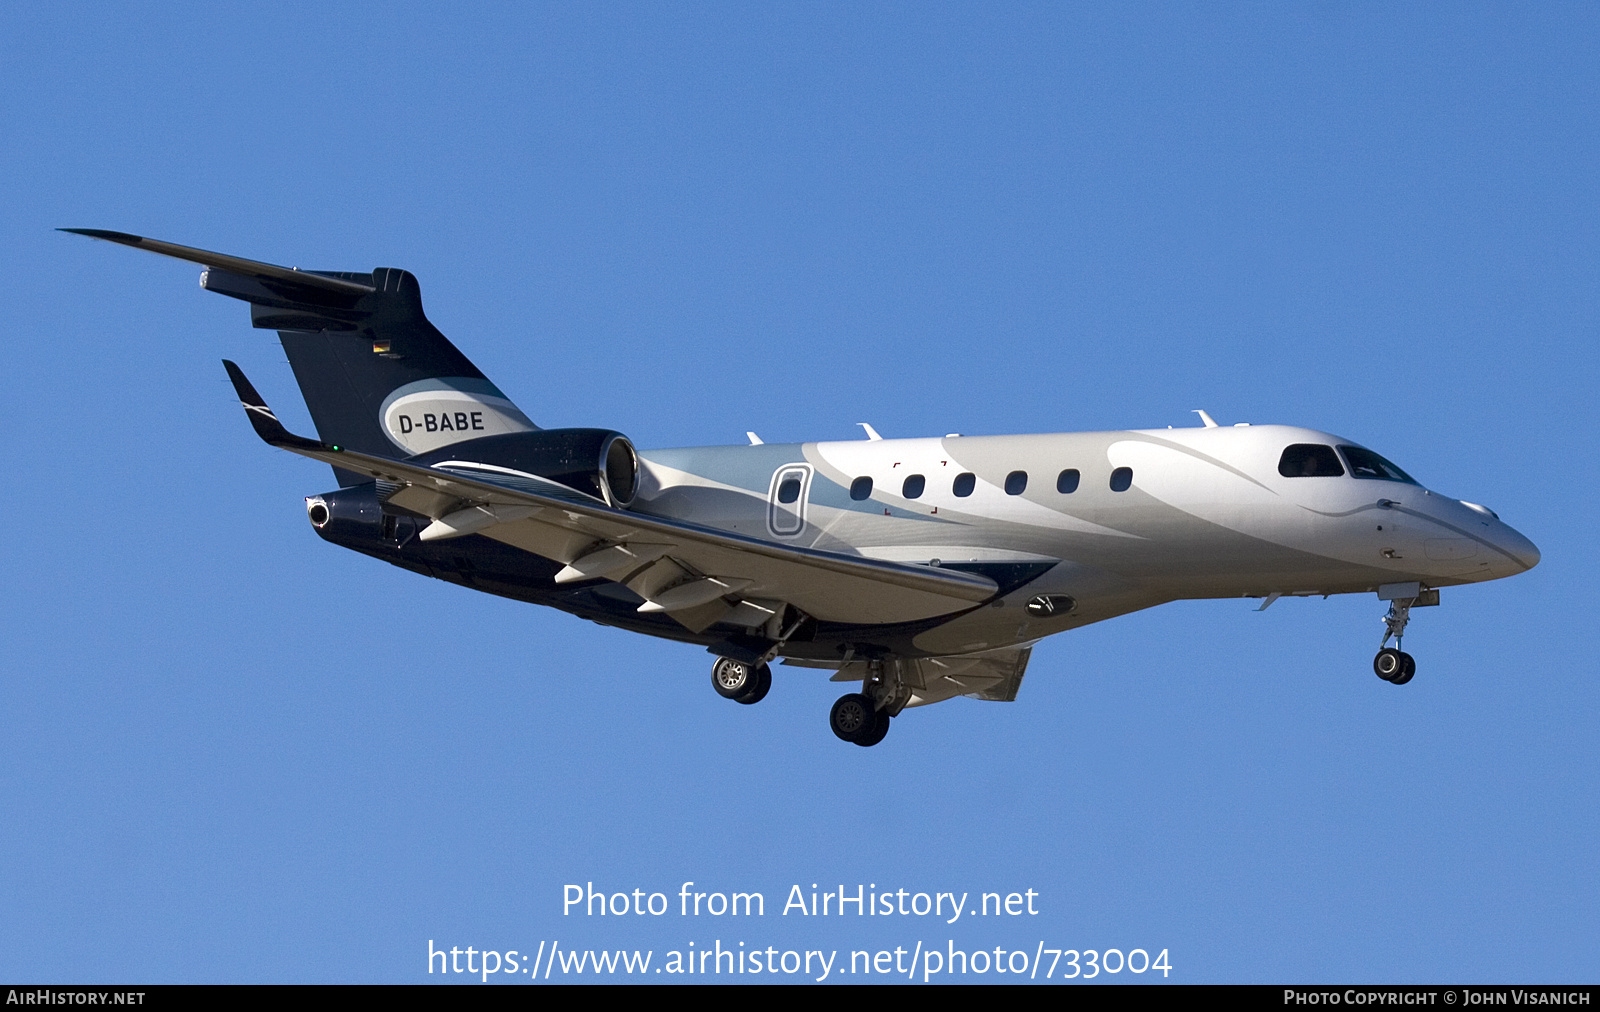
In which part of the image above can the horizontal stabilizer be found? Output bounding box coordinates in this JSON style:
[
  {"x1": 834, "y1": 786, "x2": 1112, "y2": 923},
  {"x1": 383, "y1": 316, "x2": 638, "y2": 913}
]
[{"x1": 60, "y1": 229, "x2": 374, "y2": 296}]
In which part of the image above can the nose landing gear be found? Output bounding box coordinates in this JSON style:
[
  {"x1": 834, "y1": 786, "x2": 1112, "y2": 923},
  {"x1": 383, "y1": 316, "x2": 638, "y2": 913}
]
[
  {"x1": 1373, "y1": 593, "x2": 1419, "y2": 685},
  {"x1": 1373, "y1": 647, "x2": 1416, "y2": 684}
]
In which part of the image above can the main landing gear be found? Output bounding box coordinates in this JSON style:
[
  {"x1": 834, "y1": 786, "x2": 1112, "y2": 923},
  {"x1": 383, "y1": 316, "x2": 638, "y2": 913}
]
[
  {"x1": 709, "y1": 610, "x2": 808, "y2": 709},
  {"x1": 712, "y1": 649, "x2": 901, "y2": 747},
  {"x1": 1373, "y1": 595, "x2": 1418, "y2": 685},
  {"x1": 711, "y1": 656, "x2": 771, "y2": 705},
  {"x1": 830, "y1": 693, "x2": 890, "y2": 747},
  {"x1": 829, "y1": 657, "x2": 902, "y2": 747}
]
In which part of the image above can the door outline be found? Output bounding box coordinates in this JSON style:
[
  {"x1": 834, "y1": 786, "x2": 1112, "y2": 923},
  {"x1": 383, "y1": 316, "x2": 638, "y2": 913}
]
[{"x1": 766, "y1": 464, "x2": 813, "y2": 537}]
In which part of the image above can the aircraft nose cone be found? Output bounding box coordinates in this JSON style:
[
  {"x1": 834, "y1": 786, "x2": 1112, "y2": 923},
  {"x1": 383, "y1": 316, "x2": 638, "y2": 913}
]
[{"x1": 1501, "y1": 524, "x2": 1540, "y2": 572}]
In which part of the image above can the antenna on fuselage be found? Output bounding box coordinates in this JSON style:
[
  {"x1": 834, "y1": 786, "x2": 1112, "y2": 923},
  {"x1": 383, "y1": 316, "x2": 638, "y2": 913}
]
[
  {"x1": 746, "y1": 432, "x2": 764, "y2": 445},
  {"x1": 1193, "y1": 410, "x2": 1219, "y2": 428},
  {"x1": 857, "y1": 423, "x2": 884, "y2": 441}
]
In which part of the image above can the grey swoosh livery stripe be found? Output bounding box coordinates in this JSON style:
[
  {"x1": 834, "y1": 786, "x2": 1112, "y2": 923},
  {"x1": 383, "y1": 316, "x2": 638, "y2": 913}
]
[
  {"x1": 1301, "y1": 500, "x2": 1531, "y2": 571},
  {"x1": 1385, "y1": 504, "x2": 1533, "y2": 571},
  {"x1": 1123, "y1": 434, "x2": 1279, "y2": 495}
]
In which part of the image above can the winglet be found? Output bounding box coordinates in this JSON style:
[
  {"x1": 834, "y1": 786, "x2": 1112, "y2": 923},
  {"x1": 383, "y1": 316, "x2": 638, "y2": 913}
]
[{"x1": 222, "y1": 360, "x2": 326, "y2": 452}]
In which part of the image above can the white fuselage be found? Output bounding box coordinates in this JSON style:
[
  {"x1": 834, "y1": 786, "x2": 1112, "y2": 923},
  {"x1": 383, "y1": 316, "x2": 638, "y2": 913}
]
[{"x1": 636, "y1": 423, "x2": 1539, "y2": 656}]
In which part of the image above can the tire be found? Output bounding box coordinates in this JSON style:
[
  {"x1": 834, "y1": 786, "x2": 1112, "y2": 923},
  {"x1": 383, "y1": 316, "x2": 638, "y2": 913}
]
[
  {"x1": 1390, "y1": 652, "x2": 1416, "y2": 685},
  {"x1": 829, "y1": 693, "x2": 878, "y2": 743},
  {"x1": 712, "y1": 657, "x2": 756, "y2": 700},
  {"x1": 1373, "y1": 648, "x2": 1404, "y2": 682},
  {"x1": 853, "y1": 709, "x2": 890, "y2": 747},
  {"x1": 736, "y1": 663, "x2": 772, "y2": 705}
]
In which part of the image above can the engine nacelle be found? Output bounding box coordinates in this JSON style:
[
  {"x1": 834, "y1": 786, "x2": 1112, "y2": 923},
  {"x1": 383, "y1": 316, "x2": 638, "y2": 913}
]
[
  {"x1": 411, "y1": 428, "x2": 639, "y2": 507},
  {"x1": 304, "y1": 486, "x2": 383, "y2": 539}
]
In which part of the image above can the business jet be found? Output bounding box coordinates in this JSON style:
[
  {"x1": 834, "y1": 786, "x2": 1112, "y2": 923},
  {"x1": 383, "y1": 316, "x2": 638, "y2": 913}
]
[{"x1": 65, "y1": 229, "x2": 1540, "y2": 746}]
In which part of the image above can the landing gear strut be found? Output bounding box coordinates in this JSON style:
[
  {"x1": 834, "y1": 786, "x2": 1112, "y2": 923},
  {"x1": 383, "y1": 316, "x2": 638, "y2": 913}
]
[
  {"x1": 1373, "y1": 596, "x2": 1418, "y2": 685},
  {"x1": 711, "y1": 657, "x2": 771, "y2": 704},
  {"x1": 709, "y1": 609, "x2": 810, "y2": 707}
]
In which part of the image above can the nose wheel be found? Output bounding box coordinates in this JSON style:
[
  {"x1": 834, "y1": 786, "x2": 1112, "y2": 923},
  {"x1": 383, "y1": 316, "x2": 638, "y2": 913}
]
[
  {"x1": 1373, "y1": 648, "x2": 1416, "y2": 685},
  {"x1": 711, "y1": 657, "x2": 772, "y2": 704}
]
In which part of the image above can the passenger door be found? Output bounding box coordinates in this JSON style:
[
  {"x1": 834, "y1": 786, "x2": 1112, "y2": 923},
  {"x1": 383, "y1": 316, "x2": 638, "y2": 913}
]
[{"x1": 767, "y1": 464, "x2": 813, "y2": 537}]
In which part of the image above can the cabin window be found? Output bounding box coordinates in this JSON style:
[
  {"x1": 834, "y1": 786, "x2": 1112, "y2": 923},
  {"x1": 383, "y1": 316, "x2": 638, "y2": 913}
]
[
  {"x1": 1110, "y1": 467, "x2": 1133, "y2": 492},
  {"x1": 1005, "y1": 471, "x2": 1028, "y2": 495},
  {"x1": 850, "y1": 476, "x2": 874, "y2": 500},
  {"x1": 777, "y1": 477, "x2": 802, "y2": 503},
  {"x1": 902, "y1": 474, "x2": 926, "y2": 499},
  {"x1": 1278, "y1": 444, "x2": 1345, "y2": 477},
  {"x1": 952, "y1": 472, "x2": 976, "y2": 497},
  {"x1": 1338, "y1": 446, "x2": 1418, "y2": 484},
  {"x1": 1056, "y1": 468, "x2": 1080, "y2": 493}
]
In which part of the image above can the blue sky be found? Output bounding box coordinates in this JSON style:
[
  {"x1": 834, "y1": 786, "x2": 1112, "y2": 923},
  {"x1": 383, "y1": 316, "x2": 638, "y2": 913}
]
[{"x1": 2, "y1": 3, "x2": 1596, "y2": 983}]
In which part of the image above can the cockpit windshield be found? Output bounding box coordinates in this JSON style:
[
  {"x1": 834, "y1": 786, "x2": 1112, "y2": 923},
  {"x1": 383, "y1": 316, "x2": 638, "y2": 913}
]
[
  {"x1": 1278, "y1": 444, "x2": 1345, "y2": 477},
  {"x1": 1338, "y1": 445, "x2": 1418, "y2": 484}
]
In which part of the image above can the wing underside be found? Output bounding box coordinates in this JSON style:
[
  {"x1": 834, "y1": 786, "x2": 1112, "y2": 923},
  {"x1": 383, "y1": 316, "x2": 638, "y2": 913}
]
[{"x1": 804, "y1": 644, "x2": 1034, "y2": 706}]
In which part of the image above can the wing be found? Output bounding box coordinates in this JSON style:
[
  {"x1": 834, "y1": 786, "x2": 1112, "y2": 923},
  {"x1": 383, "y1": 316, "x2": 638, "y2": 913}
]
[{"x1": 224, "y1": 362, "x2": 998, "y2": 631}]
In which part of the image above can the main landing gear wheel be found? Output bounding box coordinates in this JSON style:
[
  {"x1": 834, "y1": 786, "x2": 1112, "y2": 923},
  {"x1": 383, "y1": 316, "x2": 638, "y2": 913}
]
[
  {"x1": 740, "y1": 663, "x2": 772, "y2": 704},
  {"x1": 830, "y1": 693, "x2": 885, "y2": 745},
  {"x1": 712, "y1": 658, "x2": 771, "y2": 704},
  {"x1": 1373, "y1": 648, "x2": 1416, "y2": 684},
  {"x1": 853, "y1": 709, "x2": 890, "y2": 747}
]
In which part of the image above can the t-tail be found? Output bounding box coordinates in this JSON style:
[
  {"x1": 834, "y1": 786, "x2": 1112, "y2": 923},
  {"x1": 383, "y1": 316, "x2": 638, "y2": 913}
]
[{"x1": 62, "y1": 229, "x2": 536, "y2": 486}]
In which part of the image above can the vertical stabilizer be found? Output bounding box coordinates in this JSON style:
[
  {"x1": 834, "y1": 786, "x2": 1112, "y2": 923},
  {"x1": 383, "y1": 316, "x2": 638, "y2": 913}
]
[{"x1": 63, "y1": 230, "x2": 536, "y2": 485}]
